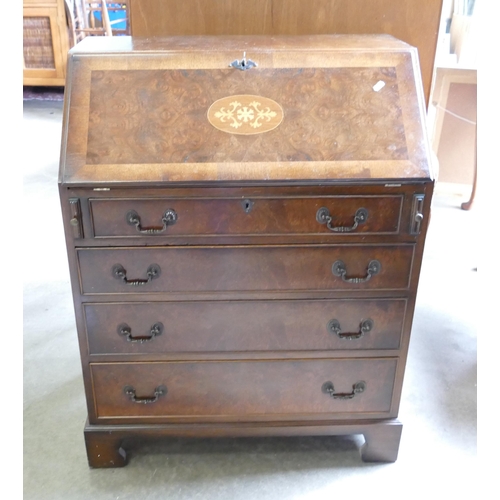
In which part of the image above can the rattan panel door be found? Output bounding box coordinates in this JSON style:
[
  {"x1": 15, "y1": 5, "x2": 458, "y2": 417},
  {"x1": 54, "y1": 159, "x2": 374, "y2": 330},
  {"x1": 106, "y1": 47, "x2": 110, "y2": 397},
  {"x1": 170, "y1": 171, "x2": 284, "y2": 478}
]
[{"x1": 23, "y1": 0, "x2": 70, "y2": 86}]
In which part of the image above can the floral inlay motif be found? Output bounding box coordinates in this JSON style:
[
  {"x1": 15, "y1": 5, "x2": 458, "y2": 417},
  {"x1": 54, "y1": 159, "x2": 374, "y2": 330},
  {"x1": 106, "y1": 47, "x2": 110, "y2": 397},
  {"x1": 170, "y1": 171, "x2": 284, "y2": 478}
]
[{"x1": 208, "y1": 95, "x2": 283, "y2": 135}]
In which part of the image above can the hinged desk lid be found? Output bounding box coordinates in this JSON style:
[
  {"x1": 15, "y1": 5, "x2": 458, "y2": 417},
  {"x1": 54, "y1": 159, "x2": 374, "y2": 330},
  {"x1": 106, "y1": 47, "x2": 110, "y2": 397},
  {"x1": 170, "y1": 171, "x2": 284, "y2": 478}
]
[{"x1": 59, "y1": 35, "x2": 433, "y2": 185}]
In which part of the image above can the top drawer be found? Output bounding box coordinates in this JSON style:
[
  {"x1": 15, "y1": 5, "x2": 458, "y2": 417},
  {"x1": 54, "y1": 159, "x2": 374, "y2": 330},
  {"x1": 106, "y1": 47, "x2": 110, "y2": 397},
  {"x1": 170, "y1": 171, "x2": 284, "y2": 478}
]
[{"x1": 89, "y1": 195, "x2": 403, "y2": 238}]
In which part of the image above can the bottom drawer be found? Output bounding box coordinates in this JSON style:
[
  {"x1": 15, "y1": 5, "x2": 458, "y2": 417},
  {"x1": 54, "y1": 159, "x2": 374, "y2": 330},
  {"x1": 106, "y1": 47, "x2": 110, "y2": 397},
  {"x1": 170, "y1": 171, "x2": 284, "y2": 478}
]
[{"x1": 90, "y1": 359, "x2": 397, "y2": 422}]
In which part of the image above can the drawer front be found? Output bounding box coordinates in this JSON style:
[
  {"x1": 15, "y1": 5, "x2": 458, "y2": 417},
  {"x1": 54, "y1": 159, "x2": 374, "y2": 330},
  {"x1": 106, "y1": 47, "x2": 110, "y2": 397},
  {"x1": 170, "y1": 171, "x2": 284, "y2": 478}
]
[
  {"x1": 89, "y1": 196, "x2": 402, "y2": 238},
  {"x1": 77, "y1": 244, "x2": 414, "y2": 294},
  {"x1": 91, "y1": 359, "x2": 397, "y2": 420},
  {"x1": 84, "y1": 299, "x2": 407, "y2": 354}
]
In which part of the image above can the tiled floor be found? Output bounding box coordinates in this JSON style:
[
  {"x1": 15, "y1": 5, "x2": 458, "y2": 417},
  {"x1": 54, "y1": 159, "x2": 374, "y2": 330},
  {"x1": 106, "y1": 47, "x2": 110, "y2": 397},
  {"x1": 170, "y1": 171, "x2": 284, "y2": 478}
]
[{"x1": 23, "y1": 98, "x2": 477, "y2": 499}]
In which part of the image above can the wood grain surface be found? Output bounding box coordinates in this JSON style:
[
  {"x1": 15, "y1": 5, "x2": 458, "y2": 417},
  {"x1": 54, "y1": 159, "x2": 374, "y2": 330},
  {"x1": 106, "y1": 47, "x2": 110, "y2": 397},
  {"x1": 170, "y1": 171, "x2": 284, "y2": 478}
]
[
  {"x1": 84, "y1": 298, "x2": 407, "y2": 354},
  {"x1": 87, "y1": 67, "x2": 406, "y2": 165},
  {"x1": 90, "y1": 358, "x2": 398, "y2": 420},
  {"x1": 60, "y1": 35, "x2": 433, "y2": 185},
  {"x1": 77, "y1": 244, "x2": 414, "y2": 294},
  {"x1": 89, "y1": 194, "x2": 403, "y2": 238}
]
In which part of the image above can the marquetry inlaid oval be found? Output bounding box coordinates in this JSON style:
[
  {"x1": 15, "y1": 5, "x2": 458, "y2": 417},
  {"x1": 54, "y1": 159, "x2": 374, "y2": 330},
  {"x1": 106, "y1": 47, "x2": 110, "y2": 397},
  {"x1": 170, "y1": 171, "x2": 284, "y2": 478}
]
[{"x1": 207, "y1": 95, "x2": 284, "y2": 135}]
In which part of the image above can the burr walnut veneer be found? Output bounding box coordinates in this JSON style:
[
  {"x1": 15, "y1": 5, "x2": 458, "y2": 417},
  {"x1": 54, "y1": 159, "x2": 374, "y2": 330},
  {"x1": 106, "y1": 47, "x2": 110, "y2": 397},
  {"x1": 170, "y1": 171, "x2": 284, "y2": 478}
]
[{"x1": 59, "y1": 35, "x2": 433, "y2": 467}]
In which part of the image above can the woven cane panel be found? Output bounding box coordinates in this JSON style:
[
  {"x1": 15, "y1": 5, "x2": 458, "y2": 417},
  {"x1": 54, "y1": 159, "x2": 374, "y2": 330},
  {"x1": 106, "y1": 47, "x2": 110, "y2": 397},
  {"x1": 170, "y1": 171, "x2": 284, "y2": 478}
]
[{"x1": 23, "y1": 17, "x2": 55, "y2": 69}]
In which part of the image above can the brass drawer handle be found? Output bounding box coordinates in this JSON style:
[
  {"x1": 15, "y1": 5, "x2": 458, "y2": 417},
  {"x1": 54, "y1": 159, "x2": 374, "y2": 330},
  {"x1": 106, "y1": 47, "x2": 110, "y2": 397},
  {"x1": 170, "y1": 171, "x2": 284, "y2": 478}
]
[
  {"x1": 322, "y1": 381, "x2": 366, "y2": 400},
  {"x1": 332, "y1": 260, "x2": 381, "y2": 283},
  {"x1": 123, "y1": 385, "x2": 167, "y2": 404},
  {"x1": 316, "y1": 207, "x2": 368, "y2": 232},
  {"x1": 118, "y1": 322, "x2": 163, "y2": 343},
  {"x1": 126, "y1": 209, "x2": 177, "y2": 234},
  {"x1": 112, "y1": 264, "x2": 161, "y2": 286},
  {"x1": 327, "y1": 318, "x2": 374, "y2": 340}
]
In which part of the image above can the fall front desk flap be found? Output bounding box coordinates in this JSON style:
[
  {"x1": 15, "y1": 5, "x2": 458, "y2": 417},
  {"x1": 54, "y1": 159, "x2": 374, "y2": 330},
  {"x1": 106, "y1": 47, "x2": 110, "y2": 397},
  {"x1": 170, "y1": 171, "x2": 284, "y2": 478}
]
[{"x1": 59, "y1": 35, "x2": 433, "y2": 185}]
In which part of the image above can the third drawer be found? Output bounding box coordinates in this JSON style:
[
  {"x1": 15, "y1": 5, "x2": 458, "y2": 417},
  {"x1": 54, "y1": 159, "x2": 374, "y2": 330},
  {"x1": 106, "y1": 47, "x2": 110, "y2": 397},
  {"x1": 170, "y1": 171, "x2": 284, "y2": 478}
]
[{"x1": 84, "y1": 298, "x2": 407, "y2": 354}]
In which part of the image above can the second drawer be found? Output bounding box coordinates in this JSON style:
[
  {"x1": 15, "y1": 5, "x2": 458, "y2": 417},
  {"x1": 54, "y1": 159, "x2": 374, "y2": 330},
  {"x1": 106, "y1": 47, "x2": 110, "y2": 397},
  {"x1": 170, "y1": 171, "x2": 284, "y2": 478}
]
[
  {"x1": 84, "y1": 298, "x2": 407, "y2": 354},
  {"x1": 77, "y1": 244, "x2": 415, "y2": 294}
]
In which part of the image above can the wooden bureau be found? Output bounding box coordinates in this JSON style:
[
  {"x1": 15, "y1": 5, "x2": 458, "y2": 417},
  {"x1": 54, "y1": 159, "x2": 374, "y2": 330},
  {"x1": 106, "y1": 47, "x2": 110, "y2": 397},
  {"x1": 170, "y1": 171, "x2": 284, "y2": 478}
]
[{"x1": 59, "y1": 35, "x2": 434, "y2": 467}]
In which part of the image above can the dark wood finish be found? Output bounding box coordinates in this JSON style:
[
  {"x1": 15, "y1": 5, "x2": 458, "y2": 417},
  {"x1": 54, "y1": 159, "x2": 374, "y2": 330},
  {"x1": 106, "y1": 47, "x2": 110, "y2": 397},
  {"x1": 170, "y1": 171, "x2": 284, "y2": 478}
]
[
  {"x1": 59, "y1": 35, "x2": 434, "y2": 466},
  {"x1": 77, "y1": 245, "x2": 414, "y2": 294},
  {"x1": 127, "y1": 0, "x2": 442, "y2": 107},
  {"x1": 67, "y1": 184, "x2": 428, "y2": 247},
  {"x1": 84, "y1": 298, "x2": 407, "y2": 354},
  {"x1": 90, "y1": 359, "x2": 397, "y2": 421},
  {"x1": 69, "y1": 198, "x2": 83, "y2": 239},
  {"x1": 84, "y1": 427, "x2": 128, "y2": 468},
  {"x1": 89, "y1": 195, "x2": 403, "y2": 238},
  {"x1": 84, "y1": 418, "x2": 403, "y2": 466}
]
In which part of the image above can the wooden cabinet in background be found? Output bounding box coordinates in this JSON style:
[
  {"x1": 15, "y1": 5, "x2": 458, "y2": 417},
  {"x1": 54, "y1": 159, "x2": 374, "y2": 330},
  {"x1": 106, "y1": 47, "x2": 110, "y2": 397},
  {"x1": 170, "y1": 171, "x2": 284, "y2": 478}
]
[
  {"x1": 128, "y1": 0, "x2": 444, "y2": 107},
  {"x1": 23, "y1": 0, "x2": 70, "y2": 86}
]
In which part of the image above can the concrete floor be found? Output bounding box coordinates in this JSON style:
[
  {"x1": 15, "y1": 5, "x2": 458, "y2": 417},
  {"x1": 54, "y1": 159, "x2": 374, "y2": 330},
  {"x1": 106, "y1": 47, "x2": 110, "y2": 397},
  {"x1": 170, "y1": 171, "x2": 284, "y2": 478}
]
[{"x1": 23, "y1": 99, "x2": 477, "y2": 499}]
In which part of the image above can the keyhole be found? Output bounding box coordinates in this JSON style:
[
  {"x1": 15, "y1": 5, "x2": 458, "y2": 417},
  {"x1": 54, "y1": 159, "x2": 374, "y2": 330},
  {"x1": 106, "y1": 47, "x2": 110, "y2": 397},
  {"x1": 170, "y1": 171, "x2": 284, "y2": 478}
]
[{"x1": 241, "y1": 199, "x2": 254, "y2": 213}]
